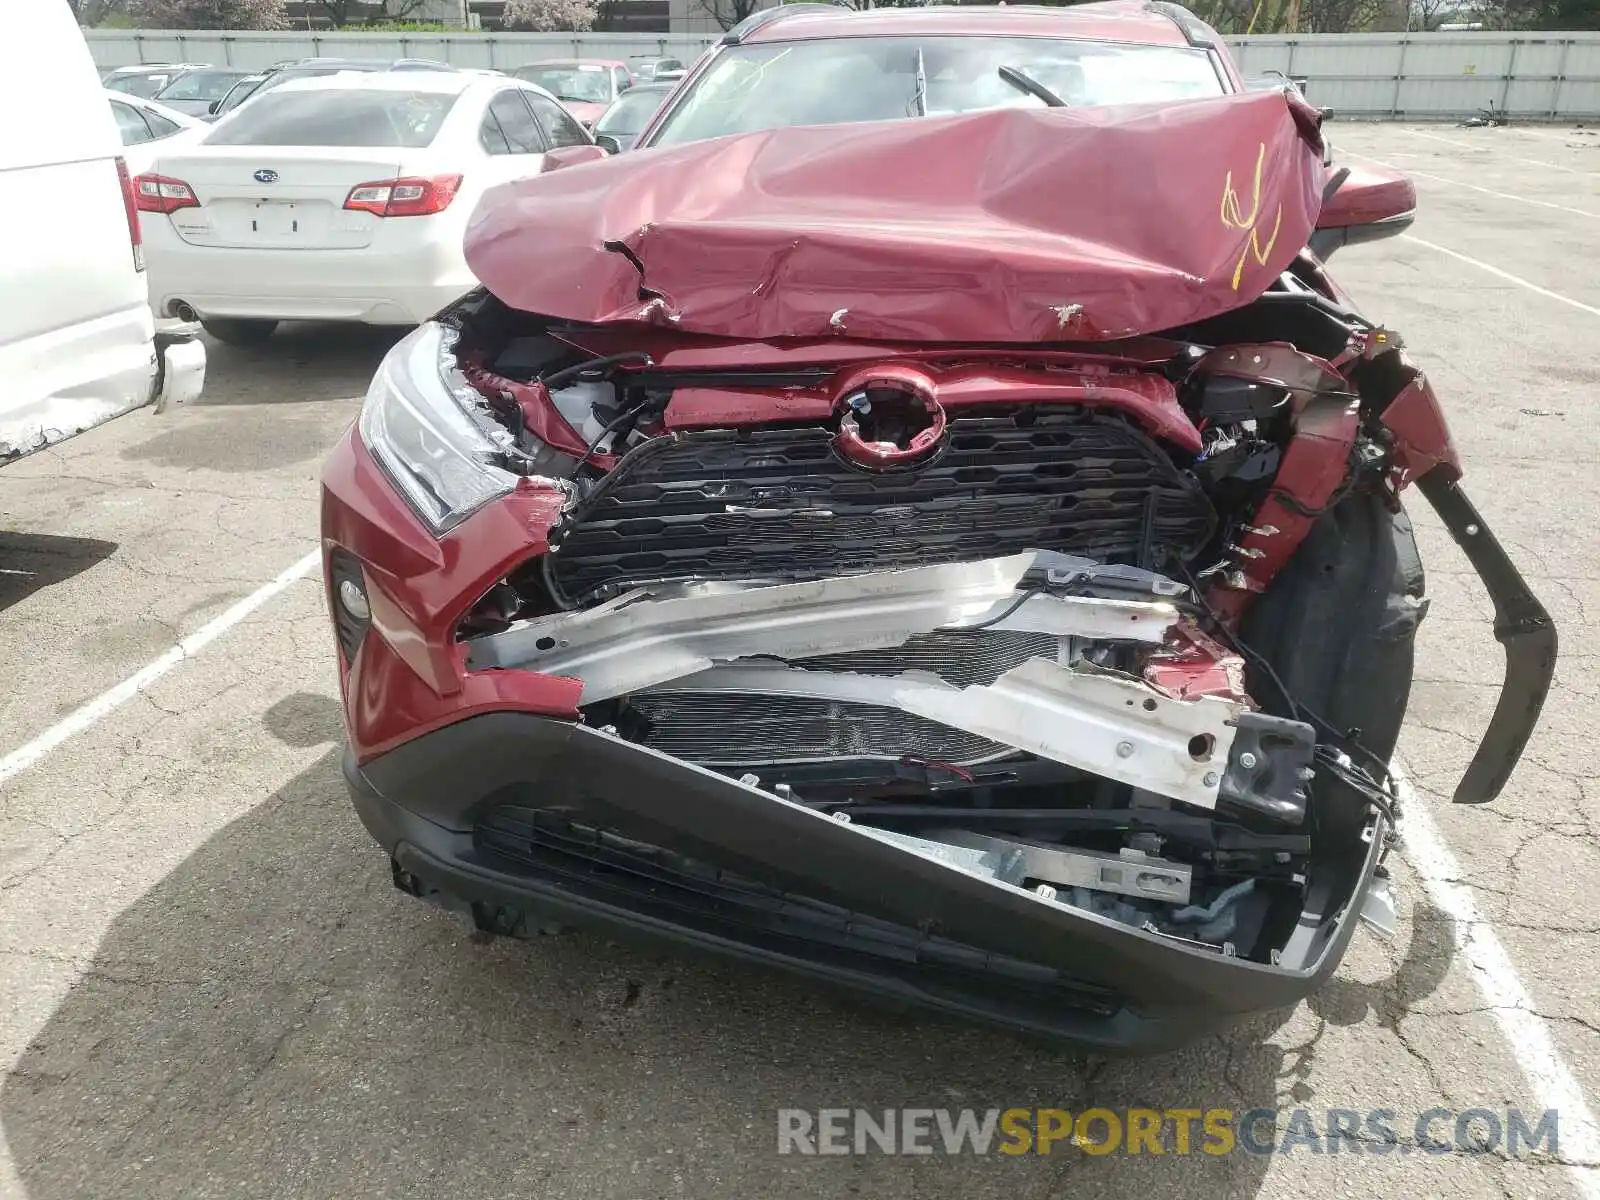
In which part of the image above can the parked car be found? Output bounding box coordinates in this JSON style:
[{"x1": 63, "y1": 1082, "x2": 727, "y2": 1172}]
[
  {"x1": 626, "y1": 55, "x2": 685, "y2": 83},
  {"x1": 208, "y1": 58, "x2": 454, "y2": 121},
  {"x1": 137, "y1": 71, "x2": 600, "y2": 344},
  {"x1": 592, "y1": 81, "x2": 674, "y2": 153},
  {"x1": 208, "y1": 73, "x2": 267, "y2": 121},
  {"x1": 510, "y1": 58, "x2": 630, "y2": 128},
  {"x1": 323, "y1": 2, "x2": 1552, "y2": 1051},
  {"x1": 107, "y1": 90, "x2": 204, "y2": 175},
  {"x1": 102, "y1": 62, "x2": 209, "y2": 99},
  {"x1": 4, "y1": 7, "x2": 203, "y2": 461},
  {"x1": 150, "y1": 66, "x2": 255, "y2": 116}
]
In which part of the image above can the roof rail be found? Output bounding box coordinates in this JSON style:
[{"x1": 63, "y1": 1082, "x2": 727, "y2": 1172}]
[
  {"x1": 722, "y1": 1, "x2": 852, "y2": 46},
  {"x1": 1143, "y1": 1, "x2": 1217, "y2": 47}
]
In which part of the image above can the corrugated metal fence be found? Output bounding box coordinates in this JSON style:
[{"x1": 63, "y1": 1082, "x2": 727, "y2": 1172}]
[
  {"x1": 1229, "y1": 32, "x2": 1600, "y2": 119},
  {"x1": 86, "y1": 29, "x2": 717, "y2": 72},
  {"x1": 86, "y1": 28, "x2": 1600, "y2": 120}
]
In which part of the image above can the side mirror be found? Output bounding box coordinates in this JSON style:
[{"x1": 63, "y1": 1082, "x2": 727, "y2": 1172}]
[
  {"x1": 1308, "y1": 164, "x2": 1416, "y2": 261},
  {"x1": 207, "y1": 99, "x2": 220, "y2": 114},
  {"x1": 541, "y1": 143, "x2": 609, "y2": 172},
  {"x1": 594, "y1": 133, "x2": 622, "y2": 155}
]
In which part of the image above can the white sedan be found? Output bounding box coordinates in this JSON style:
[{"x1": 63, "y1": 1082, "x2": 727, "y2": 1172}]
[
  {"x1": 106, "y1": 89, "x2": 204, "y2": 175},
  {"x1": 134, "y1": 71, "x2": 603, "y2": 345}
]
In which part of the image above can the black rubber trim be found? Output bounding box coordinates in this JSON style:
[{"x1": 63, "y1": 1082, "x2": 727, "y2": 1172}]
[
  {"x1": 1143, "y1": 1, "x2": 1217, "y2": 46},
  {"x1": 1414, "y1": 467, "x2": 1557, "y2": 804},
  {"x1": 721, "y1": 0, "x2": 847, "y2": 43}
]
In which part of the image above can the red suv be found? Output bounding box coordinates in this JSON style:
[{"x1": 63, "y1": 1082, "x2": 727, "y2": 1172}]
[{"x1": 321, "y1": 1, "x2": 1552, "y2": 1051}]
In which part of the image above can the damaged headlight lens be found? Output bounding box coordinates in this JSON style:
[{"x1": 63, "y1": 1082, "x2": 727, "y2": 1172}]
[{"x1": 357, "y1": 323, "x2": 516, "y2": 533}]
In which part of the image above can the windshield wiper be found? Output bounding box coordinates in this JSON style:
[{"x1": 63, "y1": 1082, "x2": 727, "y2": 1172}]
[
  {"x1": 997, "y1": 64, "x2": 1068, "y2": 108},
  {"x1": 910, "y1": 45, "x2": 927, "y2": 117}
]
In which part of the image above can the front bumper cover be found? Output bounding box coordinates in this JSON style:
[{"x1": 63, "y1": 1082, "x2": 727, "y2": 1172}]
[{"x1": 345, "y1": 712, "x2": 1387, "y2": 1053}]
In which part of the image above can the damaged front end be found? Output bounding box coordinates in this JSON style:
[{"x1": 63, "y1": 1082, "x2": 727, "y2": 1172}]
[{"x1": 324, "y1": 93, "x2": 1554, "y2": 1050}]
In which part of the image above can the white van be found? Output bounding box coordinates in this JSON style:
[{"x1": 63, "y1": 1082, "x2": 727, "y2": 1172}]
[{"x1": 1, "y1": 2, "x2": 205, "y2": 463}]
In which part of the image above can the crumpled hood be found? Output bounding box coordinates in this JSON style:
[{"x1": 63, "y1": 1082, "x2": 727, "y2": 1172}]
[{"x1": 465, "y1": 90, "x2": 1326, "y2": 344}]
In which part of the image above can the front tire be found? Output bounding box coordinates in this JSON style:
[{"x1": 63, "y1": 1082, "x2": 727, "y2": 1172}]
[{"x1": 201, "y1": 318, "x2": 278, "y2": 346}]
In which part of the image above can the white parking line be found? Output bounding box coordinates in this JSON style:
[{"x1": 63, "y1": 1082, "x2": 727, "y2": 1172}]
[
  {"x1": 0, "y1": 549, "x2": 320, "y2": 788},
  {"x1": 1401, "y1": 234, "x2": 1600, "y2": 318},
  {"x1": 1397, "y1": 769, "x2": 1600, "y2": 1192},
  {"x1": 1342, "y1": 149, "x2": 1600, "y2": 220},
  {"x1": 1514, "y1": 126, "x2": 1600, "y2": 146},
  {"x1": 1403, "y1": 127, "x2": 1600, "y2": 176}
]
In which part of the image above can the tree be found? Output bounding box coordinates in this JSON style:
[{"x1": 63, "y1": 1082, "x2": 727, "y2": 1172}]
[
  {"x1": 130, "y1": 0, "x2": 287, "y2": 28},
  {"x1": 1300, "y1": 0, "x2": 1384, "y2": 31},
  {"x1": 307, "y1": 0, "x2": 431, "y2": 26},
  {"x1": 1479, "y1": 0, "x2": 1600, "y2": 26},
  {"x1": 67, "y1": 0, "x2": 132, "y2": 25},
  {"x1": 1544, "y1": 0, "x2": 1600, "y2": 24},
  {"x1": 1406, "y1": 0, "x2": 1458, "y2": 28},
  {"x1": 1192, "y1": 0, "x2": 1382, "y2": 31},
  {"x1": 503, "y1": 0, "x2": 598, "y2": 29},
  {"x1": 692, "y1": 0, "x2": 763, "y2": 32}
]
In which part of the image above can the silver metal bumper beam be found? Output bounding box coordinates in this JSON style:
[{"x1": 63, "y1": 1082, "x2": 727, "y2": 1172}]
[{"x1": 467, "y1": 552, "x2": 1179, "y2": 703}]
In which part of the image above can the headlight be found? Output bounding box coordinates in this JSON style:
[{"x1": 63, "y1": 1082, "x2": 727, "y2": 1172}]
[{"x1": 357, "y1": 323, "x2": 517, "y2": 533}]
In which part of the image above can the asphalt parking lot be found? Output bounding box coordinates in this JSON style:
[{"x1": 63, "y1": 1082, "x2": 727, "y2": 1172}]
[{"x1": 2, "y1": 121, "x2": 1598, "y2": 1199}]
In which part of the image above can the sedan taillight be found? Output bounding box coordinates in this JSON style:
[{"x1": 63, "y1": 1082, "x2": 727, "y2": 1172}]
[
  {"x1": 114, "y1": 156, "x2": 144, "y2": 272},
  {"x1": 343, "y1": 175, "x2": 462, "y2": 218},
  {"x1": 135, "y1": 174, "x2": 200, "y2": 214}
]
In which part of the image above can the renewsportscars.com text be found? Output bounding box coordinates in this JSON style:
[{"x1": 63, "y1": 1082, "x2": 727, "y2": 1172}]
[{"x1": 776, "y1": 1106, "x2": 1560, "y2": 1157}]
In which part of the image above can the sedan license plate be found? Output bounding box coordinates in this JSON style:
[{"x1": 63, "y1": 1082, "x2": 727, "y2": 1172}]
[{"x1": 251, "y1": 201, "x2": 302, "y2": 237}]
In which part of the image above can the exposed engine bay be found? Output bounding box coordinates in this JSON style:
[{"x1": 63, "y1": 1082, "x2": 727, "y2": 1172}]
[{"x1": 411, "y1": 247, "x2": 1541, "y2": 971}]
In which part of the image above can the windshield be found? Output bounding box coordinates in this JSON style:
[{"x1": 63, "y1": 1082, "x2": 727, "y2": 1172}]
[
  {"x1": 157, "y1": 70, "x2": 249, "y2": 102},
  {"x1": 514, "y1": 65, "x2": 613, "y2": 104},
  {"x1": 597, "y1": 87, "x2": 670, "y2": 135},
  {"x1": 649, "y1": 36, "x2": 1225, "y2": 147},
  {"x1": 205, "y1": 89, "x2": 459, "y2": 148},
  {"x1": 108, "y1": 71, "x2": 174, "y2": 99}
]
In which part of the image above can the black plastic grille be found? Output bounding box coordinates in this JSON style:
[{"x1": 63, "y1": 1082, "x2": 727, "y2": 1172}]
[
  {"x1": 473, "y1": 805, "x2": 1121, "y2": 1017},
  {"x1": 629, "y1": 630, "x2": 1062, "y2": 767},
  {"x1": 547, "y1": 407, "x2": 1214, "y2": 605}
]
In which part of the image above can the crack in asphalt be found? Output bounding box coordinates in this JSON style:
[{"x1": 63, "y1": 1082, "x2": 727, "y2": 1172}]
[
  {"x1": 1, "y1": 753, "x2": 188, "y2": 891},
  {"x1": 1415, "y1": 1005, "x2": 1600, "y2": 1038}
]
